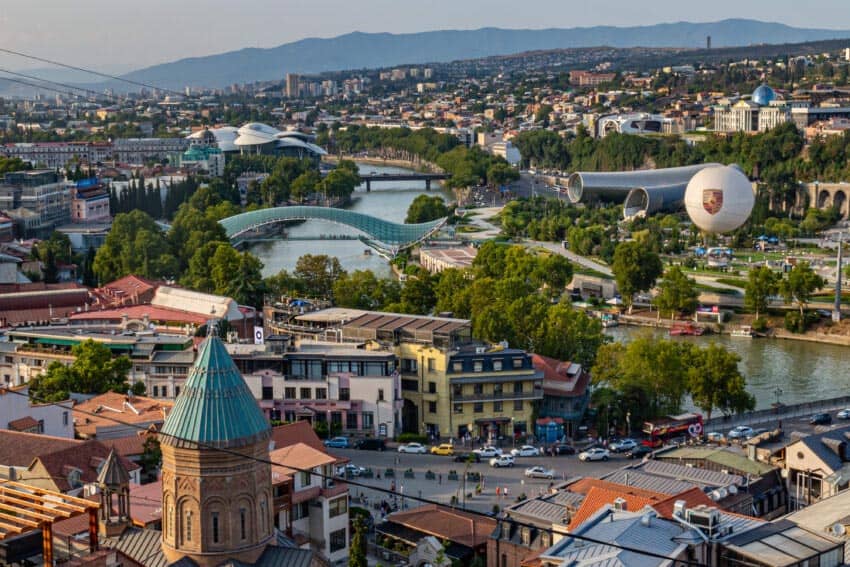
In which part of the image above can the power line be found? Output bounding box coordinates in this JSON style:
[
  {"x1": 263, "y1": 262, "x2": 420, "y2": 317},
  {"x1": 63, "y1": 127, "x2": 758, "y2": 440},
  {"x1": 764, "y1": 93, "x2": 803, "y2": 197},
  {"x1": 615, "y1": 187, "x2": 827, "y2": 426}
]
[
  {"x1": 1, "y1": 386, "x2": 704, "y2": 566},
  {"x1": 0, "y1": 47, "x2": 189, "y2": 99},
  {"x1": 0, "y1": 75, "x2": 90, "y2": 101}
]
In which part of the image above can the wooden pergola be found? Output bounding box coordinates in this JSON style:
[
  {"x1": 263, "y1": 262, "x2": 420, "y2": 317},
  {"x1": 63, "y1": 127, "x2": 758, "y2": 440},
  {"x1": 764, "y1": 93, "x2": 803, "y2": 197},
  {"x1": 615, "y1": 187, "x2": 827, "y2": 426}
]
[{"x1": 0, "y1": 480, "x2": 100, "y2": 564}]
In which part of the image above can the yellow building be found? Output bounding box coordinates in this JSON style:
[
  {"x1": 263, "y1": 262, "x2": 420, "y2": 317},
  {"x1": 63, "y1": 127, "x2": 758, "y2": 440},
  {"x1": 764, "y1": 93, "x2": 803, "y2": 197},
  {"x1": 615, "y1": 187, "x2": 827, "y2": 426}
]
[{"x1": 341, "y1": 312, "x2": 542, "y2": 440}]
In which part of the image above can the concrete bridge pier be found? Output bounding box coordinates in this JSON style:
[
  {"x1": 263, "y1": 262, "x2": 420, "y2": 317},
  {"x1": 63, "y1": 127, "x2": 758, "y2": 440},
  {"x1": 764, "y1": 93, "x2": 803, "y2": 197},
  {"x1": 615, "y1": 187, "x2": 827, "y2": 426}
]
[
  {"x1": 365, "y1": 180, "x2": 371, "y2": 192},
  {"x1": 425, "y1": 179, "x2": 431, "y2": 191}
]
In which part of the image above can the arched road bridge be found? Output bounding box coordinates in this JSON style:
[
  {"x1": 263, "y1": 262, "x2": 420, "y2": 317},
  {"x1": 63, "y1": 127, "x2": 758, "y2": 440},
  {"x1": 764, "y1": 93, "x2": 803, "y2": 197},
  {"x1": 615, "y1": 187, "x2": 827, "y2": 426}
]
[{"x1": 219, "y1": 206, "x2": 447, "y2": 256}]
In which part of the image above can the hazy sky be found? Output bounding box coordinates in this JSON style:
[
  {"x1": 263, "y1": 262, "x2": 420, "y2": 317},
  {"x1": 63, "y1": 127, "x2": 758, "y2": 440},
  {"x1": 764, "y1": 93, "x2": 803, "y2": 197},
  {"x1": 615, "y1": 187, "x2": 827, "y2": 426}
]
[{"x1": 1, "y1": 0, "x2": 850, "y2": 72}]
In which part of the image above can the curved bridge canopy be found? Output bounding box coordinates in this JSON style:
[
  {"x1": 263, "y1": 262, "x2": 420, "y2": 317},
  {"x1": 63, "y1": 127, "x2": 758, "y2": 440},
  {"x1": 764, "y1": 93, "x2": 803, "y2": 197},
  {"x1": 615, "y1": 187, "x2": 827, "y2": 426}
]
[{"x1": 219, "y1": 206, "x2": 447, "y2": 253}]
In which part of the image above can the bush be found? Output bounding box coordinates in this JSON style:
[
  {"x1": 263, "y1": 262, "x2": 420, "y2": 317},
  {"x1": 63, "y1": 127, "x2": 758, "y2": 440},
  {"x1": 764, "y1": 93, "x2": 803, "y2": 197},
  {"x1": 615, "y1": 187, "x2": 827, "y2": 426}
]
[
  {"x1": 397, "y1": 433, "x2": 428, "y2": 444},
  {"x1": 751, "y1": 317, "x2": 768, "y2": 333},
  {"x1": 784, "y1": 311, "x2": 819, "y2": 333}
]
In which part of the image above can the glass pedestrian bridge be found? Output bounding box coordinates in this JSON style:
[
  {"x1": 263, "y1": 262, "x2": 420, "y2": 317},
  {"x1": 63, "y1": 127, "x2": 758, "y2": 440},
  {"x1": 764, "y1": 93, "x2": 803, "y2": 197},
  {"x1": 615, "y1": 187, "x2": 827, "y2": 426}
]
[{"x1": 219, "y1": 206, "x2": 447, "y2": 256}]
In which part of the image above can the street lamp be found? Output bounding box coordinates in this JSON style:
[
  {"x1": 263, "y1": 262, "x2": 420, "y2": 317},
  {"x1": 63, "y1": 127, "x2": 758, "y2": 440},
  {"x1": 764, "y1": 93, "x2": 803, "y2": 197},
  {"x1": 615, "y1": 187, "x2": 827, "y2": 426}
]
[
  {"x1": 511, "y1": 417, "x2": 516, "y2": 448},
  {"x1": 774, "y1": 388, "x2": 784, "y2": 406},
  {"x1": 626, "y1": 411, "x2": 631, "y2": 438}
]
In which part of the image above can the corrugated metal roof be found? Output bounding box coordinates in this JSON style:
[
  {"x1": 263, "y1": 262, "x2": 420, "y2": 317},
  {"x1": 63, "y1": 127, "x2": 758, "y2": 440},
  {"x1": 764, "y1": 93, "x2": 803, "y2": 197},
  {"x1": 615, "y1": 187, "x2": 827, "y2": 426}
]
[{"x1": 160, "y1": 336, "x2": 270, "y2": 449}]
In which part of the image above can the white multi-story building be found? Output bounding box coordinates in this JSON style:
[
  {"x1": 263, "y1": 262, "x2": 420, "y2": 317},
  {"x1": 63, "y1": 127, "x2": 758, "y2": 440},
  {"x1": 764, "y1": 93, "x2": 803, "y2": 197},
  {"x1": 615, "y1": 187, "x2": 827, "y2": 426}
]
[{"x1": 0, "y1": 384, "x2": 73, "y2": 438}]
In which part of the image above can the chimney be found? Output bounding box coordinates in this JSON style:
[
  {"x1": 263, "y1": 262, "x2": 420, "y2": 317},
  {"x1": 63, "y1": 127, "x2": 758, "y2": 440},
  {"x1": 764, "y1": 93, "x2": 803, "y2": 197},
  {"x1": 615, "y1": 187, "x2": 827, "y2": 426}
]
[{"x1": 673, "y1": 500, "x2": 687, "y2": 518}]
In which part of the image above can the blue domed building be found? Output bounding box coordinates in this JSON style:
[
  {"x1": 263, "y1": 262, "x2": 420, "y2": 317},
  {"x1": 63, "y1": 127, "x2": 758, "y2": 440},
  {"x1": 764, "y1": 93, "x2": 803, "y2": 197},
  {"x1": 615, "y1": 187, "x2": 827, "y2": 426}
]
[{"x1": 752, "y1": 84, "x2": 777, "y2": 106}]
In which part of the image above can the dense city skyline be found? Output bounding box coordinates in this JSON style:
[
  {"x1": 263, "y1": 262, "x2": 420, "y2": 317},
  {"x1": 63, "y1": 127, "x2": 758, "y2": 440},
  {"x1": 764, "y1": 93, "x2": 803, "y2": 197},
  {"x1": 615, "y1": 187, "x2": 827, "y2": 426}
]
[{"x1": 2, "y1": 0, "x2": 850, "y2": 71}]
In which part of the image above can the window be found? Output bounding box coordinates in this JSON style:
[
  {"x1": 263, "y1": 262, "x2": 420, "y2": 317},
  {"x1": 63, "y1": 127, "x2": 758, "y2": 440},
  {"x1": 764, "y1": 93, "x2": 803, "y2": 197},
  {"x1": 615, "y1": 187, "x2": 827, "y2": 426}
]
[
  {"x1": 494, "y1": 359, "x2": 503, "y2": 371},
  {"x1": 474, "y1": 403, "x2": 483, "y2": 413},
  {"x1": 292, "y1": 502, "x2": 309, "y2": 520},
  {"x1": 301, "y1": 471, "x2": 312, "y2": 487},
  {"x1": 452, "y1": 361, "x2": 463, "y2": 372},
  {"x1": 474, "y1": 384, "x2": 483, "y2": 395},
  {"x1": 161, "y1": 386, "x2": 168, "y2": 398},
  {"x1": 453, "y1": 403, "x2": 463, "y2": 414},
  {"x1": 185, "y1": 511, "x2": 193, "y2": 542},
  {"x1": 37, "y1": 420, "x2": 44, "y2": 434},
  {"x1": 521, "y1": 527, "x2": 531, "y2": 545},
  {"x1": 316, "y1": 388, "x2": 327, "y2": 400},
  {"x1": 494, "y1": 384, "x2": 503, "y2": 395},
  {"x1": 329, "y1": 496, "x2": 348, "y2": 517},
  {"x1": 153, "y1": 386, "x2": 159, "y2": 397},
  {"x1": 427, "y1": 358, "x2": 435, "y2": 372},
  {"x1": 346, "y1": 413, "x2": 358, "y2": 430},
  {"x1": 401, "y1": 379, "x2": 418, "y2": 392},
  {"x1": 260, "y1": 499, "x2": 267, "y2": 533},
  {"x1": 494, "y1": 401, "x2": 503, "y2": 412},
  {"x1": 240, "y1": 508, "x2": 247, "y2": 540},
  {"x1": 62, "y1": 411, "x2": 69, "y2": 427},
  {"x1": 514, "y1": 400, "x2": 524, "y2": 411},
  {"x1": 300, "y1": 387, "x2": 311, "y2": 400},
  {"x1": 378, "y1": 388, "x2": 385, "y2": 401},
  {"x1": 211, "y1": 512, "x2": 220, "y2": 543},
  {"x1": 513, "y1": 382, "x2": 523, "y2": 393},
  {"x1": 501, "y1": 554, "x2": 507, "y2": 567},
  {"x1": 362, "y1": 412, "x2": 374, "y2": 429},
  {"x1": 339, "y1": 387, "x2": 350, "y2": 401},
  {"x1": 175, "y1": 386, "x2": 180, "y2": 396},
  {"x1": 330, "y1": 528, "x2": 347, "y2": 553},
  {"x1": 428, "y1": 381, "x2": 437, "y2": 394},
  {"x1": 285, "y1": 387, "x2": 296, "y2": 400},
  {"x1": 331, "y1": 412, "x2": 342, "y2": 427},
  {"x1": 473, "y1": 360, "x2": 483, "y2": 372},
  {"x1": 401, "y1": 358, "x2": 418, "y2": 373},
  {"x1": 428, "y1": 401, "x2": 437, "y2": 413},
  {"x1": 452, "y1": 384, "x2": 462, "y2": 397},
  {"x1": 262, "y1": 386, "x2": 274, "y2": 400},
  {"x1": 513, "y1": 358, "x2": 523, "y2": 369}
]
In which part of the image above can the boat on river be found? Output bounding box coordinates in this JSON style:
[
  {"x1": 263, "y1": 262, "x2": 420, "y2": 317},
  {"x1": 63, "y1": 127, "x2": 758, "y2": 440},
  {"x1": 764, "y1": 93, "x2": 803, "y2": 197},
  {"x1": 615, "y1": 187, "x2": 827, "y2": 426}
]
[
  {"x1": 731, "y1": 325, "x2": 755, "y2": 338},
  {"x1": 669, "y1": 322, "x2": 705, "y2": 336}
]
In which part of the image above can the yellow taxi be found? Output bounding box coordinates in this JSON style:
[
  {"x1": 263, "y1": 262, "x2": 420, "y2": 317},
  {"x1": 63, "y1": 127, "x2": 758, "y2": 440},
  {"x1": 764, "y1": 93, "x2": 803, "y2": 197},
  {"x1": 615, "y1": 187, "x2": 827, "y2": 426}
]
[{"x1": 429, "y1": 443, "x2": 454, "y2": 456}]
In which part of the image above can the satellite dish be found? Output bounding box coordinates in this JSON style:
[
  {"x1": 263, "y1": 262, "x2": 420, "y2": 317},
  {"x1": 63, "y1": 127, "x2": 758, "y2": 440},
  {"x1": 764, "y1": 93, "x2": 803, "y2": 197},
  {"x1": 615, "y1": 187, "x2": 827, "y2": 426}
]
[
  {"x1": 831, "y1": 523, "x2": 846, "y2": 537},
  {"x1": 728, "y1": 485, "x2": 738, "y2": 495}
]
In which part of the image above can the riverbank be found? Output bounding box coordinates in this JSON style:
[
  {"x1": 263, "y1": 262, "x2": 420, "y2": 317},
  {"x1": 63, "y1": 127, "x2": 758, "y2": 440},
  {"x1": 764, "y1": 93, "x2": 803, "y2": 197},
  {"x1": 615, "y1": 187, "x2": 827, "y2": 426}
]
[{"x1": 323, "y1": 154, "x2": 444, "y2": 173}]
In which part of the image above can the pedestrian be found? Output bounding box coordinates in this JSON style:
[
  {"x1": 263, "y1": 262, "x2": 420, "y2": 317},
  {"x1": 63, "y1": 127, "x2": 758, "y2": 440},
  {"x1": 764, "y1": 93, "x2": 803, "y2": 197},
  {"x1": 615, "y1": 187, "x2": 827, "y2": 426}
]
[
  {"x1": 496, "y1": 486, "x2": 501, "y2": 498},
  {"x1": 504, "y1": 487, "x2": 510, "y2": 498},
  {"x1": 391, "y1": 480, "x2": 396, "y2": 492}
]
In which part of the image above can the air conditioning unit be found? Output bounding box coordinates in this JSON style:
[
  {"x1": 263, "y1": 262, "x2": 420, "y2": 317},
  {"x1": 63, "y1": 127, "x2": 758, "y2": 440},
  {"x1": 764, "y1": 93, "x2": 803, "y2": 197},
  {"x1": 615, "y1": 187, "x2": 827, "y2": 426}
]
[
  {"x1": 475, "y1": 346, "x2": 486, "y2": 354},
  {"x1": 686, "y1": 507, "x2": 720, "y2": 530},
  {"x1": 673, "y1": 500, "x2": 687, "y2": 518}
]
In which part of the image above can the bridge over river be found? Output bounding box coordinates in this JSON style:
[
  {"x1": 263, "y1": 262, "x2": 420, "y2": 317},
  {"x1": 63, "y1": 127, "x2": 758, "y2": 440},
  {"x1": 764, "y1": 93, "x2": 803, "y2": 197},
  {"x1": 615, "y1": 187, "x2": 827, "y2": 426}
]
[
  {"x1": 219, "y1": 206, "x2": 447, "y2": 257},
  {"x1": 355, "y1": 172, "x2": 449, "y2": 191}
]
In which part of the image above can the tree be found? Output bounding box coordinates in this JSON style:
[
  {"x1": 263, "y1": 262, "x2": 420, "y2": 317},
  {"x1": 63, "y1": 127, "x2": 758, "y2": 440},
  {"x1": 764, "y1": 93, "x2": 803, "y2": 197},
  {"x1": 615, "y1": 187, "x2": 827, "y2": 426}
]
[
  {"x1": 535, "y1": 302, "x2": 604, "y2": 368},
  {"x1": 405, "y1": 194, "x2": 448, "y2": 224},
  {"x1": 653, "y1": 266, "x2": 698, "y2": 320},
  {"x1": 333, "y1": 270, "x2": 401, "y2": 310},
  {"x1": 687, "y1": 344, "x2": 755, "y2": 422},
  {"x1": 290, "y1": 170, "x2": 321, "y2": 203},
  {"x1": 434, "y1": 268, "x2": 473, "y2": 318},
  {"x1": 94, "y1": 210, "x2": 177, "y2": 283},
  {"x1": 138, "y1": 436, "x2": 162, "y2": 481},
  {"x1": 28, "y1": 339, "x2": 133, "y2": 402},
  {"x1": 779, "y1": 262, "x2": 825, "y2": 316},
  {"x1": 744, "y1": 266, "x2": 780, "y2": 319},
  {"x1": 81, "y1": 246, "x2": 97, "y2": 287},
  {"x1": 294, "y1": 255, "x2": 346, "y2": 299},
  {"x1": 349, "y1": 516, "x2": 368, "y2": 567},
  {"x1": 611, "y1": 242, "x2": 663, "y2": 313},
  {"x1": 209, "y1": 246, "x2": 267, "y2": 307}
]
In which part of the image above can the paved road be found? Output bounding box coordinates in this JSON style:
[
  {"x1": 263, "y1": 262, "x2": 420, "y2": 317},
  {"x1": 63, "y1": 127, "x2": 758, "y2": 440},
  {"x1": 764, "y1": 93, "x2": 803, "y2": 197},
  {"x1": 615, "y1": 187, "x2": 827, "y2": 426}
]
[{"x1": 327, "y1": 446, "x2": 627, "y2": 516}]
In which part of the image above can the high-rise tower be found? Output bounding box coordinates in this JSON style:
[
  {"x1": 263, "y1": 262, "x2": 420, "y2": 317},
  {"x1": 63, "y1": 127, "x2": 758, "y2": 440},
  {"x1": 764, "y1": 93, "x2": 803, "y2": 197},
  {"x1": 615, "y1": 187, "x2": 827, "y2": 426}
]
[{"x1": 159, "y1": 335, "x2": 273, "y2": 566}]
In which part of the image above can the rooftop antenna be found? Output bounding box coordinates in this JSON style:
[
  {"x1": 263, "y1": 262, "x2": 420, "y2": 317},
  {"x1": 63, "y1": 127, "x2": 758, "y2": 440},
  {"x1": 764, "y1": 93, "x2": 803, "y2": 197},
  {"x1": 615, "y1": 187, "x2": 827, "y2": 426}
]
[{"x1": 834, "y1": 232, "x2": 843, "y2": 323}]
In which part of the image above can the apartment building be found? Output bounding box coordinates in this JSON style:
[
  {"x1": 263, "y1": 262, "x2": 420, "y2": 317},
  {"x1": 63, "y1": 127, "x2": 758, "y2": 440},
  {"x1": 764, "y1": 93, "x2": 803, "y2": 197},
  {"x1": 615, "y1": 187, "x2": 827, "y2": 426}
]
[{"x1": 0, "y1": 170, "x2": 71, "y2": 238}]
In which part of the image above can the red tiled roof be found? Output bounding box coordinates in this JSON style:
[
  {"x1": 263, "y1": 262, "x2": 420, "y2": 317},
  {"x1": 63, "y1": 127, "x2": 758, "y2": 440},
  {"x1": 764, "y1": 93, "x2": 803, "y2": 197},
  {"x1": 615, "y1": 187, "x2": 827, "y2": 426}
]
[
  {"x1": 652, "y1": 487, "x2": 716, "y2": 518},
  {"x1": 567, "y1": 485, "x2": 665, "y2": 531},
  {"x1": 129, "y1": 481, "x2": 162, "y2": 527},
  {"x1": 532, "y1": 353, "x2": 589, "y2": 397},
  {"x1": 29, "y1": 439, "x2": 140, "y2": 492},
  {"x1": 73, "y1": 392, "x2": 171, "y2": 438},
  {"x1": 101, "y1": 434, "x2": 148, "y2": 457},
  {"x1": 0, "y1": 429, "x2": 82, "y2": 467},
  {"x1": 387, "y1": 504, "x2": 496, "y2": 547},
  {"x1": 270, "y1": 421, "x2": 326, "y2": 453},
  {"x1": 7, "y1": 415, "x2": 39, "y2": 431},
  {"x1": 97, "y1": 275, "x2": 158, "y2": 307},
  {"x1": 69, "y1": 304, "x2": 209, "y2": 325}
]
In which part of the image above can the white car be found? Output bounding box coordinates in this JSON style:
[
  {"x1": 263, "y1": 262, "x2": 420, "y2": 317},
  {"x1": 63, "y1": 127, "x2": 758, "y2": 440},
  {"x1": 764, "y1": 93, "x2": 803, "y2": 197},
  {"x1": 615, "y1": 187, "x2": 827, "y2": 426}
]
[
  {"x1": 511, "y1": 445, "x2": 541, "y2": 457},
  {"x1": 727, "y1": 426, "x2": 754, "y2": 439},
  {"x1": 489, "y1": 455, "x2": 515, "y2": 468},
  {"x1": 706, "y1": 432, "x2": 724, "y2": 443},
  {"x1": 474, "y1": 446, "x2": 502, "y2": 458},
  {"x1": 609, "y1": 439, "x2": 638, "y2": 453},
  {"x1": 838, "y1": 409, "x2": 850, "y2": 420},
  {"x1": 397, "y1": 442, "x2": 427, "y2": 454},
  {"x1": 524, "y1": 466, "x2": 555, "y2": 479},
  {"x1": 336, "y1": 464, "x2": 365, "y2": 477},
  {"x1": 578, "y1": 448, "x2": 610, "y2": 462}
]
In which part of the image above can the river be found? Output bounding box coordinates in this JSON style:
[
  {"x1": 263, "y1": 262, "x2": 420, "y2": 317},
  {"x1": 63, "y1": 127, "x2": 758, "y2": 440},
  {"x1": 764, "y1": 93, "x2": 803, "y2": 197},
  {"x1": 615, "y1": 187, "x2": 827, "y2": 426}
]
[
  {"x1": 604, "y1": 326, "x2": 850, "y2": 411},
  {"x1": 248, "y1": 163, "x2": 849, "y2": 411},
  {"x1": 248, "y1": 163, "x2": 451, "y2": 278}
]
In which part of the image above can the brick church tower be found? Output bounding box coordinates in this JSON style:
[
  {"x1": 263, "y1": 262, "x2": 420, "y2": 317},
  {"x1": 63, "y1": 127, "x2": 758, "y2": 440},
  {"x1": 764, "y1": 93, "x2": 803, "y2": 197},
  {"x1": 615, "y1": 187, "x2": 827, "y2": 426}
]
[{"x1": 159, "y1": 335, "x2": 274, "y2": 566}]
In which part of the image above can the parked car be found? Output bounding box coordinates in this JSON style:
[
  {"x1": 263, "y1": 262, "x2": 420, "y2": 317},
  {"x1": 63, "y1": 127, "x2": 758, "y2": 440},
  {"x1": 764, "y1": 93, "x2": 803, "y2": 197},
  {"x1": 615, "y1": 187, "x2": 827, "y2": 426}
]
[
  {"x1": 336, "y1": 464, "x2": 365, "y2": 477},
  {"x1": 324, "y1": 436, "x2": 350, "y2": 449},
  {"x1": 355, "y1": 438, "x2": 386, "y2": 451},
  {"x1": 524, "y1": 466, "x2": 555, "y2": 479},
  {"x1": 397, "y1": 442, "x2": 427, "y2": 454},
  {"x1": 578, "y1": 448, "x2": 610, "y2": 462},
  {"x1": 838, "y1": 409, "x2": 850, "y2": 420},
  {"x1": 510, "y1": 445, "x2": 540, "y2": 457},
  {"x1": 625, "y1": 445, "x2": 652, "y2": 459},
  {"x1": 453, "y1": 452, "x2": 481, "y2": 463},
  {"x1": 489, "y1": 455, "x2": 515, "y2": 468},
  {"x1": 609, "y1": 439, "x2": 638, "y2": 453},
  {"x1": 745, "y1": 428, "x2": 769, "y2": 440},
  {"x1": 473, "y1": 446, "x2": 502, "y2": 458},
  {"x1": 550, "y1": 443, "x2": 576, "y2": 455},
  {"x1": 430, "y1": 443, "x2": 455, "y2": 456},
  {"x1": 811, "y1": 413, "x2": 832, "y2": 425},
  {"x1": 727, "y1": 426, "x2": 754, "y2": 440},
  {"x1": 706, "y1": 432, "x2": 724, "y2": 443}
]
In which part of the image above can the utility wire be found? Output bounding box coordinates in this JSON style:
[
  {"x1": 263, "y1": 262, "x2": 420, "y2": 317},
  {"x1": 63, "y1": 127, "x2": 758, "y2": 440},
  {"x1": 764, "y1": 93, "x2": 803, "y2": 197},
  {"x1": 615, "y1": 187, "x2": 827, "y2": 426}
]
[
  {"x1": 0, "y1": 47, "x2": 189, "y2": 99},
  {"x1": 1, "y1": 386, "x2": 705, "y2": 566},
  {"x1": 0, "y1": 75, "x2": 90, "y2": 101},
  {"x1": 0, "y1": 67, "x2": 125, "y2": 104}
]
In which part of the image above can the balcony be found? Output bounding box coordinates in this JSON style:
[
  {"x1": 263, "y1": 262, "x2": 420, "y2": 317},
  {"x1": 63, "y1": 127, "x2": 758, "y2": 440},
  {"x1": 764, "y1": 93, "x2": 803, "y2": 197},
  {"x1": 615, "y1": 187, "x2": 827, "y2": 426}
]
[{"x1": 452, "y1": 388, "x2": 543, "y2": 403}]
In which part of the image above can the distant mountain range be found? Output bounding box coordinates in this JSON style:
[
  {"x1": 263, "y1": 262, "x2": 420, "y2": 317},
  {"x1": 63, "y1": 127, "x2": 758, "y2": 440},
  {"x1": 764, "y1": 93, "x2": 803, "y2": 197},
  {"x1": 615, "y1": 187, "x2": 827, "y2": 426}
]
[
  {"x1": 7, "y1": 18, "x2": 850, "y2": 95},
  {"x1": 109, "y1": 19, "x2": 850, "y2": 90}
]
